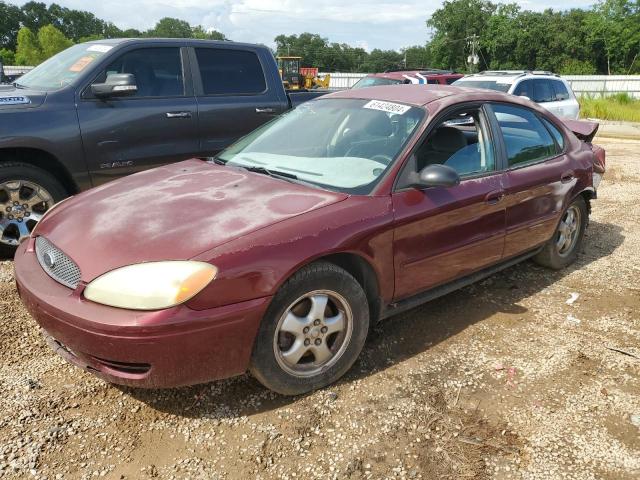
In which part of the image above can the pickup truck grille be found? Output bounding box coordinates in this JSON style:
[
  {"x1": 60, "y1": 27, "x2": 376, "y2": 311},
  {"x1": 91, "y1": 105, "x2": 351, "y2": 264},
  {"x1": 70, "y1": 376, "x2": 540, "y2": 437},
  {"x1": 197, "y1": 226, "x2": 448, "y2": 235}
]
[{"x1": 35, "y1": 236, "x2": 81, "y2": 289}]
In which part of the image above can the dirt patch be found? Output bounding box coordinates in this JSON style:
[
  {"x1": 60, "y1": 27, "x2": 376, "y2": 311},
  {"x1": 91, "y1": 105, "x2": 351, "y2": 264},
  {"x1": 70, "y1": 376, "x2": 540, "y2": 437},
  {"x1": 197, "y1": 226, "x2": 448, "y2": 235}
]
[{"x1": 0, "y1": 136, "x2": 638, "y2": 479}]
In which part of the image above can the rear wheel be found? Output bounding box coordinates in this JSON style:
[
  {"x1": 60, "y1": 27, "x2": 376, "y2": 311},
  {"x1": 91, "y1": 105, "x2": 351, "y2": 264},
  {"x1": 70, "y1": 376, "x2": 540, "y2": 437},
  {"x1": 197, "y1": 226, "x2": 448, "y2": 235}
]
[
  {"x1": 250, "y1": 262, "x2": 369, "y2": 395},
  {"x1": 0, "y1": 162, "x2": 68, "y2": 258},
  {"x1": 534, "y1": 196, "x2": 587, "y2": 270}
]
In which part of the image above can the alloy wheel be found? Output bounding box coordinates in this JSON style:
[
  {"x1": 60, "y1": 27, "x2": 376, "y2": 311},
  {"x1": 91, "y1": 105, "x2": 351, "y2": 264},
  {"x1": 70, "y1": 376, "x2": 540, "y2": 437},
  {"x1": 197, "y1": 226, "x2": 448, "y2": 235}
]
[
  {"x1": 0, "y1": 180, "x2": 53, "y2": 247},
  {"x1": 273, "y1": 290, "x2": 353, "y2": 377},
  {"x1": 556, "y1": 205, "x2": 581, "y2": 257}
]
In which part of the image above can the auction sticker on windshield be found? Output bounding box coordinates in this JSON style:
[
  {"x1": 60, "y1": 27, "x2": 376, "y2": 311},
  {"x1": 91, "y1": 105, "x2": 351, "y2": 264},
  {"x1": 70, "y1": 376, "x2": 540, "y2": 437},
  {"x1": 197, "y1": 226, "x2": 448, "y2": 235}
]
[{"x1": 363, "y1": 100, "x2": 411, "y2": 115}]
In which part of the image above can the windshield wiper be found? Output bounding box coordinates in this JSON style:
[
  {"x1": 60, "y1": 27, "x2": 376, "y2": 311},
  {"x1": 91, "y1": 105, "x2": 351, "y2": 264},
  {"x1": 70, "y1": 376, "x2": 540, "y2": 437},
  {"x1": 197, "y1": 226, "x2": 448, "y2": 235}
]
[
  {"x1": 13, "y1": 82, "x2": 26, "y2": 89},
  {"x1": 243, "y1": 165, "x2": 298, "y2": 181}
]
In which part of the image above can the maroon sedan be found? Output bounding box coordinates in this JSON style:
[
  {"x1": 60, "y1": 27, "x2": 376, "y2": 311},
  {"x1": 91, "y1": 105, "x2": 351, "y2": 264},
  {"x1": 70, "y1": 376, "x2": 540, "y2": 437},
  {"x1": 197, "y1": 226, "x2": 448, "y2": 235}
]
[{"x1": 14, "y1": 85, "x2": 605, "y2": 395}]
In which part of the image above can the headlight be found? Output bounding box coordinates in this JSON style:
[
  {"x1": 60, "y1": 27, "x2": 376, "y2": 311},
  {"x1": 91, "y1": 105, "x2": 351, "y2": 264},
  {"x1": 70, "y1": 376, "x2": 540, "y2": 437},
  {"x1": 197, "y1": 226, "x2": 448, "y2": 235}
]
[{"x1": 84, "y1": 261, "x2": 217, "y2": 310}]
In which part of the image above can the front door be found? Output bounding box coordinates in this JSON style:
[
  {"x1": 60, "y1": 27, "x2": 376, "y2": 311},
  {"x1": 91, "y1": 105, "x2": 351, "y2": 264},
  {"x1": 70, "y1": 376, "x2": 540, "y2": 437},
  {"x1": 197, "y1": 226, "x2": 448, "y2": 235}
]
[
  {"x1": 76, "y1": 46, "x2": 199, "y2": 186},
  {"x1": 392, "y1": 105, "x2": 507, "y2": 300}
]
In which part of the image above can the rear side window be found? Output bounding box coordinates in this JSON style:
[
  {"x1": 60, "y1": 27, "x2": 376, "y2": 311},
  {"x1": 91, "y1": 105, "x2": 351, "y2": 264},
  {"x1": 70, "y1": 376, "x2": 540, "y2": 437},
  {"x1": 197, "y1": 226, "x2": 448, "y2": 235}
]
[
  {"x1": 542, "y1": 118, "x2": 565, "y2": 150},
  {"x1": 552, "y1": 80, "x2": 570, "y2": 101},
  {"x1": 195, "y1": 48, "x2": 266, "y2": 95},
  {"x1": 512, "y1": 80, "x2": 532, "y2": 98},
  {"x1": 492, "y1": 104, "x2": 559, "y2": 167},
  {"x1": 104, "y1": 48, "x2": 184, "y2": 97}
]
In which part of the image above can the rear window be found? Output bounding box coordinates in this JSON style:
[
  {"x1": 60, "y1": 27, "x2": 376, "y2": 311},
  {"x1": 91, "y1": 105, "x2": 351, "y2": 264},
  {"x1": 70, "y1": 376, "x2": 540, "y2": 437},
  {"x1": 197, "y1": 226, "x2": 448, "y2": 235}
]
[
  {"x1": 351, "y1": 76, "x2": 403, "y2": 89},
  {"x1": 195, "y1": 48, "x2": 266, "y2": 95},
  {"x1": 452, "y1": 79, "x2": 511, "y2": 93}
]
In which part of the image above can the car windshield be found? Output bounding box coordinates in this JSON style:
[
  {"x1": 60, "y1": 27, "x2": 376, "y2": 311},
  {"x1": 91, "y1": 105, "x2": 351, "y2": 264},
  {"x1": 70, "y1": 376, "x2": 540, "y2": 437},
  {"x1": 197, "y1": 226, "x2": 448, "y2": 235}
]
[
  {"x1": 452, "y1": 79, "x2": 511, "y2": 93},
  {"x1": 351, "y1": 76, "x2": 404, "y2": 89},
  {"x1": 217, "y1": 98, "x2": 425, "y2": 194},
  {"x1": 14, "y1": 43, "x2": 113, "y2": 91}
]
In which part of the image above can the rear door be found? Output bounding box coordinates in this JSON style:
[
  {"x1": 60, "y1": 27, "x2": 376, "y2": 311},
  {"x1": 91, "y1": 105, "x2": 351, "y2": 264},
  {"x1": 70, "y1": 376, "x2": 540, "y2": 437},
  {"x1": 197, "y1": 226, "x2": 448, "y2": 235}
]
[
  {"x1": 190, "y1": 45, "x2": 289, "y2": 155},
  {"x1": 489, "y1": 103, "x2": 573, "y2": 257},
  {"x1": 550, "y1": 80, "x2": 579, "y2": 119},
  {"x1": 76, "y1": 44, "x2": 199, "y2": 185}
]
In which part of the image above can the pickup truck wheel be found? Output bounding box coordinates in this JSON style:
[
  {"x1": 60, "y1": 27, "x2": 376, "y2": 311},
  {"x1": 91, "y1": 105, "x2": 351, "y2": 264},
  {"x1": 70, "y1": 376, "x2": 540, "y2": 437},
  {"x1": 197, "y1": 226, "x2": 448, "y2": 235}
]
[
  {"x1": 534, "y1": 196, "x2": 587, "y2": 270},
  {"x1": 0, "y1": 162, "x2": 68, "y2": 258},
  {"x1": 250, "y1": 262, "x2": 369, "y2": 395}
]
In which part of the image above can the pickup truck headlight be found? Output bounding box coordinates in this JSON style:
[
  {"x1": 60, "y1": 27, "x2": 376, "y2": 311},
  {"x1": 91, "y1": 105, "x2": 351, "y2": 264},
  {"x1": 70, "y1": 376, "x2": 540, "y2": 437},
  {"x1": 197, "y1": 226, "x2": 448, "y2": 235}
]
[{"x1": 84, "y1": 261, "x2": 217, "y2": 310}]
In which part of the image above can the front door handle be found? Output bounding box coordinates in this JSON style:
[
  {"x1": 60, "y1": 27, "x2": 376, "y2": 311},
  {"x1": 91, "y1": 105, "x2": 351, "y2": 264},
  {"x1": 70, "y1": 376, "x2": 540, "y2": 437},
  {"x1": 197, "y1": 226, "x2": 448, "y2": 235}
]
[
  {"x1": 255, "y1": 107, "x2": 277, "y2": 114},
  {"x1": 485, "y1": 190, "x2": 505, "y2": 205},
  {"x1": 166, "y1": 111, "x2": 192, "y2": 119}
]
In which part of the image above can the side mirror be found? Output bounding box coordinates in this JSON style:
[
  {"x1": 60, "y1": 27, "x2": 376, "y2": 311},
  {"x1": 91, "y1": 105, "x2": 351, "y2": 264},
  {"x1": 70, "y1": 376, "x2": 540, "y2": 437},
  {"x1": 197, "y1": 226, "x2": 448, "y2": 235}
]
[
  {"x1": 91, "y1": 73, "x2": 137, "y2": 98},
  {"x1": 411, "y1": 164, "x2": 460, "y2": 189},
  {"x1": 519, "y1": 94, "x2": 531, "y2": 101}
]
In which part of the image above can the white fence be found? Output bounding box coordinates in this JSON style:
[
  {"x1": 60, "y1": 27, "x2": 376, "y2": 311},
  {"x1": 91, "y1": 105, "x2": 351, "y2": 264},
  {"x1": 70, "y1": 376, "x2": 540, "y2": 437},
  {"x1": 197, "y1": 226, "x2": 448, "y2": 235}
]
[
  {"x1": 321, "y1": 72, "x2": 640, "y2": 98},
  {"x1": 563, "y1": 75, "x2": 640, "y2": 99},
  {"x1": 3, "y1": 66, "x2": 34, "y2": 76}
]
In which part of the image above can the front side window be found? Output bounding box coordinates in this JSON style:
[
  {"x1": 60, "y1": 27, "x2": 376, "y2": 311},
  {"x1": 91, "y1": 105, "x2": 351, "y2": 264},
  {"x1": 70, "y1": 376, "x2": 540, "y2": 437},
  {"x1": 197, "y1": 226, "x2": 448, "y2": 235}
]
[
  {"x1": 512, "y1": 80, "x2": 533, "y2": 98},
  {"x1": 532, "y1": 80, "x2": 555, "y2": 103},
  {"x1": 492, "y1": 104, "x2": 558, "y2": 167},
  {"x1": 217, "y1": 98, "x2": 425, "y2": 194},
  {"x1": 195, "y1": 48, "x2": 266, "y2": 95},
  {"x1": 103, "y1": 48, "x2": 184, "y2": 97},
  {"x1": 412, "y1": 107, "x2": 495, "y2": 177}
]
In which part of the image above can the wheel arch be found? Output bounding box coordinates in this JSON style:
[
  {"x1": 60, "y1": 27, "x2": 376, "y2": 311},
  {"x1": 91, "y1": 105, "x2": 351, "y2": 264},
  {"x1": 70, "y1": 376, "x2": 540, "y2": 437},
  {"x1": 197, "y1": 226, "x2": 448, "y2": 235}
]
[{"x1": 0, "y1": 147, "x2": 78, "y2": 195}]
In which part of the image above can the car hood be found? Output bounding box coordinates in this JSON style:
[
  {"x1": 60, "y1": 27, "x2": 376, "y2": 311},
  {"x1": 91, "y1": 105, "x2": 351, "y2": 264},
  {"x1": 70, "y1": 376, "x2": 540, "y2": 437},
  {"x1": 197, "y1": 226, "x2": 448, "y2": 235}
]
[
  {"x1": 36, "y1": 160, "x2": 348, "y2": 282},
  {"x1": 0, "y1": 84, "x2": 46, "y2": 110}
]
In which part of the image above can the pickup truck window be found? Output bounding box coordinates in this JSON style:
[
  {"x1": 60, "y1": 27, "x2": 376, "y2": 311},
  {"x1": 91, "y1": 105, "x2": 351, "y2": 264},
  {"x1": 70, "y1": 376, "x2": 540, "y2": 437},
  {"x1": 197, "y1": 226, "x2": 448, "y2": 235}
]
[
  {"x1": 102, "y1": 48, "x2": 184, "y2": 98},
  {"x1": 13, "y1": 43, "x2": 112, "y2": 91},
  {"x1": 195, "y1": 48, "x2": 266, "y2": 95}
]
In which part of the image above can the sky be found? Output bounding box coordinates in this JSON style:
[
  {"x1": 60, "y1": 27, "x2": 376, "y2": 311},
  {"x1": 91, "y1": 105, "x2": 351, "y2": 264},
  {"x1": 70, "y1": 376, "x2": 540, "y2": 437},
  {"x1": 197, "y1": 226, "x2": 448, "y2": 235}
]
[{"x1": 6, "y1": 0, "x2": 596, "y2": 51}]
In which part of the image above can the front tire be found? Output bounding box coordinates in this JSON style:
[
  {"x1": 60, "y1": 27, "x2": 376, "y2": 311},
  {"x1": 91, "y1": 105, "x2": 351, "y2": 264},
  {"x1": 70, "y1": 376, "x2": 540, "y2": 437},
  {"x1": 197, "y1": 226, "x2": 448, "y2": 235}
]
[
  {"x1": 0, "y1": 162, "x2": 68, "y2": 258},
  {"x1": 534, "y1": 196, "x2": 588, "y2": 270},
  {"x1": 250, "y1": 262, "x2": 369, "y2": 395}
]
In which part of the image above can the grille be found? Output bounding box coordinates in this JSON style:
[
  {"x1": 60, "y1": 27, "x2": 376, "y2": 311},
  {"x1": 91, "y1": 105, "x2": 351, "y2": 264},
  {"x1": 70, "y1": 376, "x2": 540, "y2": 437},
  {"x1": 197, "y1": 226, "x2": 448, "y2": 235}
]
[{"x1": 35, "y1": 236, "x2": 82, "y2": 289}]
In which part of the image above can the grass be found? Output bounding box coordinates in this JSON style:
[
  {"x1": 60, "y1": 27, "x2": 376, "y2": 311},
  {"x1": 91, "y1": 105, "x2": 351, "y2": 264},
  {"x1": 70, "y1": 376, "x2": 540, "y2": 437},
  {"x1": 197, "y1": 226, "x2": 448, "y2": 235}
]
[{"x1": 579, "y1": 93, "x2": 640, "y2": 122}]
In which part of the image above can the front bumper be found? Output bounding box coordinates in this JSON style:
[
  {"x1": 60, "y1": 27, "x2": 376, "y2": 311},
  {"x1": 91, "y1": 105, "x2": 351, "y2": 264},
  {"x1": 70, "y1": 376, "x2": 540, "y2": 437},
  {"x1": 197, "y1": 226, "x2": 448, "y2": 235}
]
[{"x1": 14, "y1": 239, "x2": 271, "y2": 388}]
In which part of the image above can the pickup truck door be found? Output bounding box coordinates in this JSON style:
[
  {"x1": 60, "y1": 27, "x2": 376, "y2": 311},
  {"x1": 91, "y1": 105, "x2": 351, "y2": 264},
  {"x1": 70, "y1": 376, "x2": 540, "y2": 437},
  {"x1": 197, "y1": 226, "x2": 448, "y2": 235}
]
[
  {"x1": 189, "y1": 46, "x2": 289, "y2": 155},
  {"x1": 76, "y1": 45, "x2": 199, "y2": 186}
]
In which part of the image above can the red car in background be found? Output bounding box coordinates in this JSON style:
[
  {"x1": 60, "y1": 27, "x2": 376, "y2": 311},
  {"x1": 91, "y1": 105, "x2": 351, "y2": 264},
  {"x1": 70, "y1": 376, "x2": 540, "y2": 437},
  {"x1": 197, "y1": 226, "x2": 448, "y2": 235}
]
[
  {"x1": 14, "y1": 85, "x2": 604, "y2": 395},
  {"x1": 351, "y1": 69, "x2": 464, "y2": 89}
]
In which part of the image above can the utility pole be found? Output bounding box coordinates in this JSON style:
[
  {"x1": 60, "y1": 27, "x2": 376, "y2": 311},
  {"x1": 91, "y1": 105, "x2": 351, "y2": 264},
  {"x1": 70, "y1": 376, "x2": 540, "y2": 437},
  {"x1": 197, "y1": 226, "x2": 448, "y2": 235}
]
[{"x1": 467, "y1": 34, "x2": 480, "y2": 73}]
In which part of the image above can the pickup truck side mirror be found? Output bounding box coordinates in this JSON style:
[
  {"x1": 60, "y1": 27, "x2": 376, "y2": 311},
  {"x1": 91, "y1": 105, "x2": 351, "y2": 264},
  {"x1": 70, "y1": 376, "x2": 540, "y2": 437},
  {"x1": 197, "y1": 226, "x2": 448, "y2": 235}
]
[
  {"x1": 91, "y1": 73, "x2": 138, "y2": 99},
  {"x1": 411, "y1": 164, "x2": 460, "y2": 189}
]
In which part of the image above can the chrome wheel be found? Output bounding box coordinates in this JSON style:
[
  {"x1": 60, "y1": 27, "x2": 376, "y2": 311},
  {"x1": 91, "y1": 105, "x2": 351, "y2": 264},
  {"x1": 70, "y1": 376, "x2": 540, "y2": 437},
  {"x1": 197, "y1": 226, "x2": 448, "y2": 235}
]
[
  {"x1": 0, "y1": 180, "x2": 53, "y2": 246},
  {"x1": 556, "y1": 205, "x2": 581, "y2": 257},
  {"x1": 274, "y1": 290, "x2": 353, "y2": 377}
]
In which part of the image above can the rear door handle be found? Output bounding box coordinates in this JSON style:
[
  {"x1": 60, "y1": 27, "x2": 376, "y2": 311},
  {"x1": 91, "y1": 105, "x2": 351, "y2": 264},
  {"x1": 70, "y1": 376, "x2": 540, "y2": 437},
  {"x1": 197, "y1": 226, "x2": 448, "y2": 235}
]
[
  {"x1": 255, "y1": 107, "x2": 276, "y2": 114},
  {"x1": 485, "y1": 190, "x2": 505, "y2": 205},
  {"x1": 561, "y1": 171, "x2": 575, "y2": 183},
  {"x1": 166, "y1": 111, "x2": 192, "y2": 119}
]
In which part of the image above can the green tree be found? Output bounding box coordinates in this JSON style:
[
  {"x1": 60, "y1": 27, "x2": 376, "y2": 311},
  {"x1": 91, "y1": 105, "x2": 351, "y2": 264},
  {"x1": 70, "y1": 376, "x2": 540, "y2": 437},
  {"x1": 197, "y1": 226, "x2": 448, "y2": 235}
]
[
  {"x1": 192, "y1": 25, "x2": 226, "y2": 40},
  {"x1": 0, "y1": 1, "x2": 24, "y2": 50},
  {"x1": 37, "y1": 24, "x2": 73, "y2": 60},
  {"x1": 149, "y1": 17, "x2": 193, "y2": 38},
  {"x1": 0, "y1": 47, "x2": 16, "y2": 65},
  {"x1": 16, "y1": 27, "x2": 42, "y2": 65},
  {"x1": 402, "y1": 45, "x2": 432, "y2": 69}
]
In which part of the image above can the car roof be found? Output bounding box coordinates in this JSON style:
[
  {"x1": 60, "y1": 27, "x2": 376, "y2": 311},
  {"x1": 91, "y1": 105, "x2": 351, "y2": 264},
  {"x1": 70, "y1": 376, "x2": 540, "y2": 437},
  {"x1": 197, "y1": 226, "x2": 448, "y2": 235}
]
[
  {"x1": 459, "y1": 71, "x2": 562, "y2": 82},
  {"x1": 325, "y1": 84, "x2": 517, "y2": 107},
  {"x1": 83, "y1": 38, "x2": 262, "y2": 49}
]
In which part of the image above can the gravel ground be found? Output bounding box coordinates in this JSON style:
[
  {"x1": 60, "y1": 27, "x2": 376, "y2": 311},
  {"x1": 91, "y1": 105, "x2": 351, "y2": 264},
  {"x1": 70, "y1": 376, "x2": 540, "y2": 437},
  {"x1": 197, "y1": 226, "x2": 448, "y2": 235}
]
[{"x1": 1, "y1": 137, "x2": 639, "y2": 480}]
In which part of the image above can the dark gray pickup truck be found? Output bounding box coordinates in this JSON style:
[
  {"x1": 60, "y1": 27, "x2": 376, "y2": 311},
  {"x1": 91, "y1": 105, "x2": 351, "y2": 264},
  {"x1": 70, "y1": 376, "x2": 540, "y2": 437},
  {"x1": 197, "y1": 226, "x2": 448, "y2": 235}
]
[{"x1": 0, "y1": 38, "x2": 327, "y2": 254}]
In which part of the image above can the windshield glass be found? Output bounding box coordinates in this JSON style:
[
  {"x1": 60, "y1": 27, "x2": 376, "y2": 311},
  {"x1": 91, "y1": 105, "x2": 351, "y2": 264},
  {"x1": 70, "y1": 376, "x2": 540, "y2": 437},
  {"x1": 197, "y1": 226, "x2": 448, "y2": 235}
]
[
  {"x1": 218, "y1": 98, "x2": 425, "y2": 194},
  {"x1": 15, "y1": 43, "x2": 113, "y2": 91},
  {"x1": 351, "y1": 76, "x2": 404, "y2": 89},
  {"x1": 452, "y1": 79, "x2": 511, "y2": 93}
]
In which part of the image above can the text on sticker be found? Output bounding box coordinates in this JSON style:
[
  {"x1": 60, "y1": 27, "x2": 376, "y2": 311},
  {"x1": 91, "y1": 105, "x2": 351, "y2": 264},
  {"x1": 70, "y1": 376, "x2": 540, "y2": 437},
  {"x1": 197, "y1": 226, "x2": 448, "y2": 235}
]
[{"x1": 363, "y1": 100, "x2": 411, "y2": 115}]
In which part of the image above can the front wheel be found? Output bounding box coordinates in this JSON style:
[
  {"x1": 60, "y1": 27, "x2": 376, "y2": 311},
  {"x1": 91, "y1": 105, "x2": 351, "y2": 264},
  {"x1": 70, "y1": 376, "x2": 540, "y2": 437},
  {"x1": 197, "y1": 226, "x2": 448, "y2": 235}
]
[
  {"x1": 0, "y1": 162, "x2": 68, "y2": 258},
  {"x1": 250, "y1": 262, "x2": 369, "y2": 395},
  {"x1": 534, "y1": 196, "x2": 588, "y2": 270}
]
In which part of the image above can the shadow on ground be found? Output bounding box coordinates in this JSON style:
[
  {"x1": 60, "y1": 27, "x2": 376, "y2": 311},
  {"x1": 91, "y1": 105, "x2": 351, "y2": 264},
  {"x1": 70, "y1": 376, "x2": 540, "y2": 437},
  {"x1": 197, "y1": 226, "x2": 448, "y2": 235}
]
[{"x1": 105, "y1": 221, "x2": 626, "y2": 417}]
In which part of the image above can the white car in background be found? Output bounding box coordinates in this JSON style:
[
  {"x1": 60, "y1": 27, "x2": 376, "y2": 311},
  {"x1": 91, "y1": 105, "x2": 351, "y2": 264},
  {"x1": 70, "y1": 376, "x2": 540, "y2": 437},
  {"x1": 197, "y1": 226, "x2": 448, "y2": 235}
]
[{"x1": 453, "y1": 71, "x2": 580, "y2": 119}]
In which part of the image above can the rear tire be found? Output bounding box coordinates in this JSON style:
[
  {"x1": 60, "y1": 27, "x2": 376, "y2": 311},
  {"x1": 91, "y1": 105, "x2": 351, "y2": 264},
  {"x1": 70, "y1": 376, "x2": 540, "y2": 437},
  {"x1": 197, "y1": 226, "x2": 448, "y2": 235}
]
[
  {"x1": 0, "y1": 162, "x2": 68, "y2": 259},
  {"x1": 534, "y1": 196, "x2": 588, "y2": 270},
  {"x1": 250, "y1": 262, "x2": 369, "y2": 395}
]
